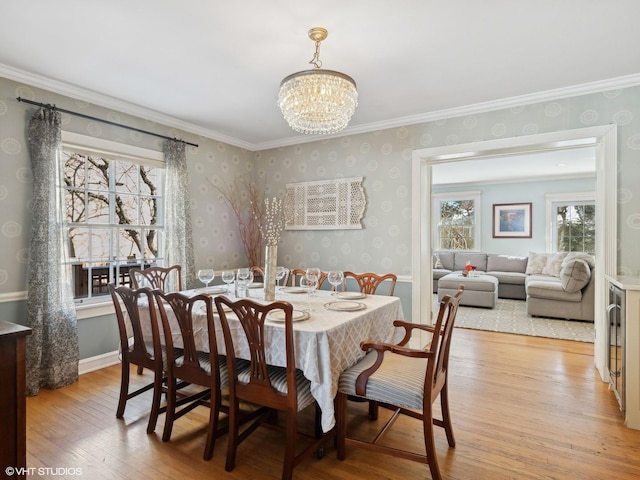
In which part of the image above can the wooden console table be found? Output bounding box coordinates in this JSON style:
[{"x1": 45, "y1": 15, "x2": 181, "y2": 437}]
[{"x1": 0, "y1": 321, "x2": 32, "y2": 479}]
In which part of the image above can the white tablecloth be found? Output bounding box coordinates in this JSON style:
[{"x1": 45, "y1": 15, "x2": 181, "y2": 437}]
[{"x1": 151, "y1": 287, "x2": 404, "y2": 432}]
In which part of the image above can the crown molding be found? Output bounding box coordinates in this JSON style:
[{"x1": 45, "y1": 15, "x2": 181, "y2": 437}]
[
  {"x1": 3, "y1": 62, "x2": 640, "y2": 152},
  {"x1": 0, "y1": 63, "x2": 255, "y2": 151}
]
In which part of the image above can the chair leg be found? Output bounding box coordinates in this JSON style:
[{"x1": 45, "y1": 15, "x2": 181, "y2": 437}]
[
  {"x1": 203, "y1": 389, "x2": 220, "y2": 460},
  {"x1": 116, "y1": 361, "x2": 130, "y2": 418},
  {"x1": 368, "y1": 400, "x2": 379, "y2": 420},
  {"x1": 336, "y1": 392, "x2": 347, "y2": 460},
  {"x1": 162, "y1": 375, "x2": 176, "y2": 442},
  {"x1": 225, "y1": 398, "x2": 240, "y2": 472},
  {"x1": 282, "y1": 411, "x2": 297, "y2": 480},
  {"x1": 147, "y1": 369, "x2": 164, "y2": 434},
  {"x1": 137, "y1": 365, "x2": 144, "y2": 375},
  {"x1": 440, "y1": 381, "x2": 456, "y2": 447},
  {"x1": 423, "y1": 403, "x2": 442, "y2": 480}
]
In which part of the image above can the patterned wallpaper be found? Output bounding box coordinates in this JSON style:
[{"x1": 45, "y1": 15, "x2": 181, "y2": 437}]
[{"x1": 1, "y1": 76, "x2": 639, "y2": 300}]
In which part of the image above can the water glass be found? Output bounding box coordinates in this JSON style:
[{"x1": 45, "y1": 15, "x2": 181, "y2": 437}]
[{"x1": 236, "y1": 268, "x2": 252, "y2": 297}]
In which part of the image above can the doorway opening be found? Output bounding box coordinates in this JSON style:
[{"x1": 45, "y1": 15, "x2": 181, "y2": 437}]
[{"x1": 411, "y1": 126, "x2": 617, "y2": 382}]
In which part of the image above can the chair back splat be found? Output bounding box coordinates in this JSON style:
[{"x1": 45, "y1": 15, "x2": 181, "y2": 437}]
[
  {"x1": 336, "y1": 285, "x2": 464, "y2": 480},
  {"x1": 343, "y1": 271, "x2": 397, "y2": 296},
  {"x1": 130, "y1": 265, "x2": 183, "y2": 293}
]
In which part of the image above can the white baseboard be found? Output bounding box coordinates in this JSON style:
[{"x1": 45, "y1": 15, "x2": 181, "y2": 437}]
[{"x1": 79, "y1": 350, "x2": 119, "y2": 375}]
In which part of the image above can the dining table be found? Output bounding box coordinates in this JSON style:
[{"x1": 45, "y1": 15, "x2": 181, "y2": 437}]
[{"x1": 145, "y1": 284, "x2": 404, "y2": 433}]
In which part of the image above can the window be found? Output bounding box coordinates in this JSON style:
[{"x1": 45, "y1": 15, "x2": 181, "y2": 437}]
[
  {"x1": 546, "y1": 192, "x2": 595, "y2": 254},
  {"x1": 61, "y1": 133, "x2": 165, "y2": 302},
  {"x1": 432, "y1": 191, "x2": 480, "y2": 250}
]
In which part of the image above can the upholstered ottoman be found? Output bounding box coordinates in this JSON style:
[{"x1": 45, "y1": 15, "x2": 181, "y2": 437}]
[{"x1": 438, "y1": 272, "x2": 498, "y2": 308}]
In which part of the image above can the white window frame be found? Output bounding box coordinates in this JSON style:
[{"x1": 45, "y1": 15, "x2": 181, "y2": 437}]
[
  {"x1": 431, "y1": 190, "x2": 481, "y2": 251},
  {"x1": 545, "y1": 191, "x2": 595, "y2": 252},
  {"x1": 61, "y1": 132, "x2": 165, "y2": 314}
]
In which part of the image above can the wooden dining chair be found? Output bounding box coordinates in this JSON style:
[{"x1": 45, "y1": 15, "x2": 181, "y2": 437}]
[
  {"x1": 130, "y1": 265, "x2": 183, "y2": 293},
  {"x1": 288, "y1": 268, "x2": 328, "y2": 289},
  {"x1": 214, "y1": 296, "x2": 327, "y2": 480},
  {"x1": 129, "y1": 265, "x2": 183, "y2": 375},
  {"x1": 342, "y1": 271, "x2": 397, "y2": 296},
  {"x1": 153, "y1": 290, "x2": 230, "y2": 460},
  {"x1": 108, "y1": 284, "x2": 169, "y2": 434},
  {"x1": 335, "y1": 286, "x2": 464, "y2": 480}
]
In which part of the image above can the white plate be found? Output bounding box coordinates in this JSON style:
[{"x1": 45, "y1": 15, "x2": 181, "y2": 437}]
[
  {"x1": 336, "y1": 291, "x2": 366, "y2": 300},
  {"x1": 324, "y1": 301, "x2": 367, "y2": 312},
  {"x1": 267, "y1": 309, "x2": 310, "y2": 322},
  {"x1": 281, "y1": 287, "x2": 307, "y2": 294},
  {"x1": 248, "y1": 282, "x2": 263, "y2": 289}
]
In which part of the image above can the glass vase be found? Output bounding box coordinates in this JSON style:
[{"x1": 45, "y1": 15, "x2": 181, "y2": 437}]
[{"x1": 264, "y1": 245, "x2": 277, "y2": 301}]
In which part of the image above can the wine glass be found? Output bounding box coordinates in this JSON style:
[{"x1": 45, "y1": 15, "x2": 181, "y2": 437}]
[
  {"x1": 197, "y1": 269, "x2": 215, "y2": 288},
  {"x1": 327, "y1": 270, "x2": 344, "y2": 295},
  {"x1": 221, "y1": 270, "x2": 235, "y2": 293},
  {"x1": 275, "y1": 266, "x2": 288, "y2": 290}
]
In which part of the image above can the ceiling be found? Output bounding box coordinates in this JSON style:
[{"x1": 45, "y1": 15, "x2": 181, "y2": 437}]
[
  {"x1": 431, "y1": 146, "x2": 596, "y2": 185},
  {"x1": 2, "y1": 0, "x2": 640, "y2": 154}
]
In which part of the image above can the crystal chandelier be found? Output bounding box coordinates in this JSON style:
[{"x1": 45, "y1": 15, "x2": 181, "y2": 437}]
[{"x1": 278, "y1": 27, "x2": 358, "y2": 135}]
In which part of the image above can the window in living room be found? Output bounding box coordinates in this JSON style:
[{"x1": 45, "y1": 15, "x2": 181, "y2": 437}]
[
  {"x1": 60, "y1": 133, "x2": 165, "y2": 303},
  {"x1": 432, "y1": 191, "x2": 480, "y2": 250},
  {"x1": 546, "y1": 192, "x2": 595, "y2": 255}
]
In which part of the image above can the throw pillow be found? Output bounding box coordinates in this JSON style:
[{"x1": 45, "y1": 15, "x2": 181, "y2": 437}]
[
  {"x1": 560, "y1": 259, "x2": 591, "y2": 293},
  {"x1": 542, "y1": 252, "x2": 568, "y2": 277},
  {"x1": 525, "y1": 252, "x2": 548, "y2": 275},
  {"x1": 561, "y1": 252, "x2": 596, "y2": 269}
]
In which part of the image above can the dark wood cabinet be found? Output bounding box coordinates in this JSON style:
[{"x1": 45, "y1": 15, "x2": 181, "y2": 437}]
[{"x1": 0, "y1": 321, "x2": 32, "y2": 479}]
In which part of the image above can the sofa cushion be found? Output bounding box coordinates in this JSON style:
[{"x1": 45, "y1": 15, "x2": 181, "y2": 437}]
[
  {"x1": 542, "y1": 253, "x2": 568, "y2": 276},
  {"x1": 453, "y1": 253, "x2": 487, "y2": 272},
  {"x1": 525, "y1": 252, "x2": 548, "y2": 275},
  {"x1": 487, "y1": 254, "x2": 528, "y2": 273},
  {"x1": 526, "y1": 278, "x2": 582, "y2": 302},
  {"x1": 434, "y1": 251, "x2": 454, "y2": 271},
  {"x1": 560, "y1": 259, "x2": 591, "y2": 293}
]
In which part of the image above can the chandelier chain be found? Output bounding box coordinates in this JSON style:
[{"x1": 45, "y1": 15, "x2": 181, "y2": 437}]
[{"x1": 309, "y1": 41, "x2": 323, "y2": 69}]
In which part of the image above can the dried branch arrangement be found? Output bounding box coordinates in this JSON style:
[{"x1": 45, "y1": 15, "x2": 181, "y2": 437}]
[{"x1": 209, "y1": 175, "x2": 264, "y2": 267}]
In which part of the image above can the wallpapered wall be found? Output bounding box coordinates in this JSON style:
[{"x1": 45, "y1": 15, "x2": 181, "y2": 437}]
[{"x1": 0, "y1": 75, "x2": 639, "y2": 358}]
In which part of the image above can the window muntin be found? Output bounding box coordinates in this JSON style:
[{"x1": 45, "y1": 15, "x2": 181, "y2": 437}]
[{"x1": 61, "y1": 143, "x2": 164, "y2": 303}]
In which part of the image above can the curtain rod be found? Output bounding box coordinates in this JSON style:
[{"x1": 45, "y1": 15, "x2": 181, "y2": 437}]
[{"x1": 16, "y1": 97, "x2": 199, "y2": 148}]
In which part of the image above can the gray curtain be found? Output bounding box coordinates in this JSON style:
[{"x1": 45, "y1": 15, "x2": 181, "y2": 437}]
[
  {"x1": 25, "y1": 108, "x2": 79, "y2": 396},
  {"x1": 164, "y1": 140, "x2": 195, "y2": 289}
]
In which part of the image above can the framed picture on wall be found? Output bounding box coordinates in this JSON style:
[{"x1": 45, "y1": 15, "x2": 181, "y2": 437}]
[{"x1": 493, "y1": 202, "x2": 532, "y2": 238}]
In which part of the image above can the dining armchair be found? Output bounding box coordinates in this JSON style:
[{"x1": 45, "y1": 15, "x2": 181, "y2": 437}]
[
  {"x1": 153, "y1": 290, "x2": 230, "y2": 460},
  {"x1": 214, "y1": 296, "x2": 327, "y2": 480},
  {"x1": 130, "y1": 265, "x2": 183, "y2": 293},
  {"x1": 342, "y1": 271, "x2": 397, "y2": 296},
  {"x1": 335, "y1": 286, "x2": 464, "y2": 480},
  {"x1": 108, "y1": 284, "x2": 169, "y2": 434}
]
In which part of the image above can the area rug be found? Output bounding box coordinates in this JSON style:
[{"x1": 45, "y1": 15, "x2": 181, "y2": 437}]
[{"x1": 433, "y1": 295, "x2": 595, "y2": 343}]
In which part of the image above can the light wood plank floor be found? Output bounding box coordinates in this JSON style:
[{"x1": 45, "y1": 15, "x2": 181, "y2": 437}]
[{"x1": 26, "y1": 328, "x2": 640, "y2": 479}]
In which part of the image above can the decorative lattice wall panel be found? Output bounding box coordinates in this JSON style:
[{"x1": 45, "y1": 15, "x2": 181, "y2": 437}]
[{"x1": 284, "y1": 177, "x2": 366, "y2": 230}]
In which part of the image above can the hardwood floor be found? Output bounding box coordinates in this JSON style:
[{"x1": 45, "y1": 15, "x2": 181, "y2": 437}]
[{"x1": 26, "y1": 328, "x2": 640, "y2": 479}]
